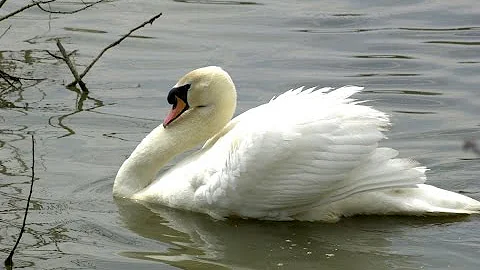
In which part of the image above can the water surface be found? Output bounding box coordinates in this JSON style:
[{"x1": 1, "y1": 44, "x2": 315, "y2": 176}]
[{"x1": 1, "y1": 0, "x2": 480, "y2": 269}]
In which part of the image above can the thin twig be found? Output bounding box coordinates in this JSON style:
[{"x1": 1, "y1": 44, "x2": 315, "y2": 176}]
[
  {"x1": 67, "y1": 49, "x2": 78, "y2": 58},
  {"x1": 0, "y1": 69, "x2": 21, "y2": 82},
  {"x1": 4, "y1": 135, "x2": 35, "y2": 268},
  {"x1": 55, "y1": 39, "x2": 88, "y2": 92},
  {"x1": 0, "y1": 69, "x2": 21, "y2": 92},
  {"x1": 0, "y1": 25, "x2": 11, "y2": 39},
  {"x1": 45, "y1": 49, "x2": 65, "y2": 61},
  {"x1": 0, "y1": 0, "x2": 8, "y2": 9},
  {"x1": 36, "y1": 0, "x2": 105, "y2": 14},
  {"x1": 68, "y1": 12, "x2": 163, "y2": 87},
  {"x1": 0, "y1": 0, "x2": 56, "y2": 22},
  {"x1": 0, "y1": 70, "x2": 20, "y2": 91},
  {"x1": 0, "y1": 68, "x2": 45, "y2": 82}
]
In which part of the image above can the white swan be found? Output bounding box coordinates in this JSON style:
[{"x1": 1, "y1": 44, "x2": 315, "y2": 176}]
[{"x1": 114, "y1": 66, "x2": 480, "y2": 222}]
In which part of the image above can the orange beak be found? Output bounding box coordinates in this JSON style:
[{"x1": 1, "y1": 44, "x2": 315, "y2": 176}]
[{"x1": 163, "y1": 96, "x2": 188, "y2": 127}]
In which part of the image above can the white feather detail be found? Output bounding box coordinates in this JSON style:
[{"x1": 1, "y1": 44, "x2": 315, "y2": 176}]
[{"x1": 188, "y1": 86, "x2": 424, "y2": 218}]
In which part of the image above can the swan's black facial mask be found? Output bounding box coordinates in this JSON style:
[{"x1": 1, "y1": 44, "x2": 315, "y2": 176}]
[{"x1": 163, "y1": 84, "x2": 191, "y2": 127}]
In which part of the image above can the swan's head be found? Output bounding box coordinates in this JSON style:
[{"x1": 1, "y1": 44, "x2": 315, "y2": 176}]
[{"x1": 162, "y1": 66, "x2": 237, "y2": 138}]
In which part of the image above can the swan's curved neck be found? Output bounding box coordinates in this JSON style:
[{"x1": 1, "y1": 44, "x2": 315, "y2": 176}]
[
  {"x1": 113, "y1": 103, "x2": 234, "y2": 197},
  {"x1": 114, "y1": 67, "x2": 237, "y2": 198},
  {"x1": 113, "y1": 125, "x2": 186, "y2": 197}
]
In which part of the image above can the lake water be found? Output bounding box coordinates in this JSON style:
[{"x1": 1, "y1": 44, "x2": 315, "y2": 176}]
[{"x1": 1, "y1": 0, "x2": 480, "y2": 269}]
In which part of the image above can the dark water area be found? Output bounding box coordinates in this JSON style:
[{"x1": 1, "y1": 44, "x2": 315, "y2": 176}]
[{"x1": 1, "y1": 0, "x2": 480, "y2": 269}]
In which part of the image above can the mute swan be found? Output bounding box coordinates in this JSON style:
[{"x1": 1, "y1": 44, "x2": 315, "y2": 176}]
[{"x1": 114, "y1": 66, "x2": 480, "y2": 222}]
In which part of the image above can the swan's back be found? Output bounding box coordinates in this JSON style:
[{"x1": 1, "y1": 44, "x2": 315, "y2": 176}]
[{"x1": 192, "y1": 86, "x2": 430, "y2": 219}]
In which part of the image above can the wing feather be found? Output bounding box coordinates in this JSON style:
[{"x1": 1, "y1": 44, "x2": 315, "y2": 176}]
[{"x1": 192, "y1": 86, "x2": 426, "y2": 219}]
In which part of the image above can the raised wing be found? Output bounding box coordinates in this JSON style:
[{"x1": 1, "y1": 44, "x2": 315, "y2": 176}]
[{"x1": 193, "y1": 86, "x2": 426, "y2": 219}]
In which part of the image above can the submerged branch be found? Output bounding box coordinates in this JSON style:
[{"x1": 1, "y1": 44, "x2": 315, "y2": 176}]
[{"x1": 4, "y1": 135, "x2": 35, "y2": 268}]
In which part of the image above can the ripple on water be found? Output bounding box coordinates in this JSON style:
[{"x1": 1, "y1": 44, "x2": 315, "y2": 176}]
[{"x1": 1, "y1": 0, "x2": 480, "y2": 269}]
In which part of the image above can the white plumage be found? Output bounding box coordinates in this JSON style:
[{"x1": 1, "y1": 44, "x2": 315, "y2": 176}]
[{"x1": 114, "y1": 66, "x2": 480, "y2": 222}]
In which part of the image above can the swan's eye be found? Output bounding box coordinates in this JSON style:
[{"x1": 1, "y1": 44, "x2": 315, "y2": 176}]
[{"x1": 197, "y1": 105, "x2": 208, "y2": 108}]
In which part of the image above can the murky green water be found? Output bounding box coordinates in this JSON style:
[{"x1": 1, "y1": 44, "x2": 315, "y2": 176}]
[{"x1": 1, "y1": 0, "x2": 480, "y2": 269}]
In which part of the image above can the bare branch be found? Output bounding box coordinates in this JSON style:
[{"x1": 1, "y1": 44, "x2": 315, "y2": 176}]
[
  {"x1": 0, "y1": 0, "x2": 8, "y2": 9},
  {"x1": 67, "y1": 49, "x2": 78, "y2": 57},
  {"x1": 36, "y1": 0, "x2": 106, "y2": 14},
  {"x1": 67, "y1": 12, "x2": 162, "y2": 87},
  {"x1": 45, "y1": 49, "x2": 65, "y2": 61},
  {"x1": 0, "y1": 69, "x2": 20, "y2": 83},
  {"x1": 55, "y1": 39, "x2": 88, "y2": 92},
  {"x1": 0, "y1": 25, "x2": 11, "y2": 39},
  {"x1": 0, "y1": 68, "x2": 45, "y2": 82},
  {"x1": 47, "y1": 12, "x2": 162, "y2": 90},
  {"x1": 46, "y1": 48, "x2": 78, "y2": 60},
  {"x1": 0, "y1": 0, "x2": 56, "y2": 22},
  {"x1": 4, "y1": 134, "x2": 35, "y2": 268},
  {"x1": 0, "y1": 69, "x2": 20, "y2": 91}
]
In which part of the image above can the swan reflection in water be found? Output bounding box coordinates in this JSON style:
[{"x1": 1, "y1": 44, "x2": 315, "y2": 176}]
[{"x1": 115, "y1": 198, "x2": 472, "y2": 269}]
